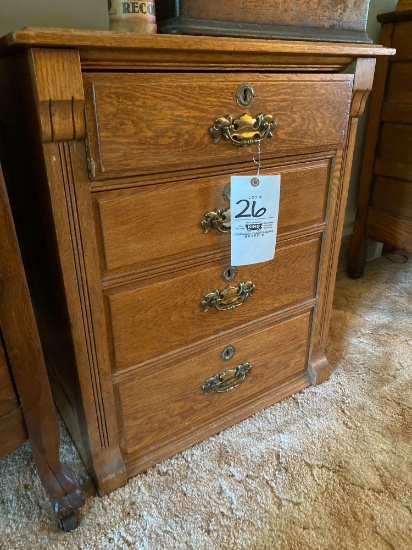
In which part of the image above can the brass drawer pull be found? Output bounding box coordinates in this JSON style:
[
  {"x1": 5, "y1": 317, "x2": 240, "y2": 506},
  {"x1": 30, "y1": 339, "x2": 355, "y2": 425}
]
[
  {"x1": 200, "y1": 208, "x2": 231, "y2": 233},
  {"x1": 210, "y1": 113, "x2": 275, "y2": 147},
  {"x1": 201, "y1": 281, "x2": 255, "y2": 312},
  {"x1": 202, "y1": 362, "x2": 252, "y2": 394}
]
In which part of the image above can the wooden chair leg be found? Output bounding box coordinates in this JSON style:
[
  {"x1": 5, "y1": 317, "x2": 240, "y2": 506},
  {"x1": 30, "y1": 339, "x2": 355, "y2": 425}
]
[{"x1": 0, "y1": 160, "x2": 85, "y2": 530}]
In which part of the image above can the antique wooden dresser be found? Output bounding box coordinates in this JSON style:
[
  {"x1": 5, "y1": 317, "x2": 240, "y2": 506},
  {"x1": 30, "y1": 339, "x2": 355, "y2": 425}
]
[
  {"x1": 0, "y1": 29, "x2": 393, "y2": 495},
  {"x1": 349, "y1": 6, "x2": 412, "y2": 277}
]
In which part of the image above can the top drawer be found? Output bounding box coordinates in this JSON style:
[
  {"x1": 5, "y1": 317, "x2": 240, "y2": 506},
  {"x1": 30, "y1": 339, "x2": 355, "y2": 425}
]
[{"x1": 83, "y1": 73, "x2": 353, "y2": 181}]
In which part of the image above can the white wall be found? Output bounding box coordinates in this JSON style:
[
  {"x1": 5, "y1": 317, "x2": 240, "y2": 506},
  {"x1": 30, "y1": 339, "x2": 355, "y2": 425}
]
[
  {"x1": 0, "y1": 0, "x2": 108, "y2": 37},
  {"x1": 0, "y1": 0, "x2": 399, "y2": 230}
]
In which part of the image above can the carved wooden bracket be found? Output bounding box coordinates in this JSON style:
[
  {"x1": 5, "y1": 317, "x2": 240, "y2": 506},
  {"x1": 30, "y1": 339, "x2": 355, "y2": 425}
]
[
  {"x1": 29, "y1": 48, "x2": 85, "y2": 142},
  {"x1": 350, "y1": 57, "x2": 376, "y2": 118}
]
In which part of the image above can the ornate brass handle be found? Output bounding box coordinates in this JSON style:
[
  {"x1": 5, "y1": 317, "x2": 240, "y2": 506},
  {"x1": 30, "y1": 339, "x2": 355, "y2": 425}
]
[
  {"x1": 201, "y1": 281, "x2": 255, "y2": 312},
  {"x1": 210, "y1": 113, "x2": 275, "y2": 147},
  {"x1": 200, "y1": 208, "x2": 231, "y2": 233},
  {"x1": 202, "y1": 362, "x2": 252, "y2": 394}
]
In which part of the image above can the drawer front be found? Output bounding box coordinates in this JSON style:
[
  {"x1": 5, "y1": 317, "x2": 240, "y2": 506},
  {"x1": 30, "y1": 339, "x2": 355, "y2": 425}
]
[
  {"x1": 378, "y1": 123, "x2": 412, "y2": 164},
  {"x1": 106, "y1": 236, "x2": 320, "y2": 371},
  {"x1": 95, "y1": 158, "x2": 330, "y2": 277},
  {"x1": 392, "y1": 22, "x2": 412, "y2": 60},
  {"x1": 84, "y1": 73, "x2": 352, "y2": 180},
  {"x1": 371, "y1": 176, "x2": 412, "y2": 219},
  {"x1": 386, "y1": 62, "x2": 412, "y2": 105},
  {"x1": 115, "y1": 310, "x2": 312, "y2": 458}
]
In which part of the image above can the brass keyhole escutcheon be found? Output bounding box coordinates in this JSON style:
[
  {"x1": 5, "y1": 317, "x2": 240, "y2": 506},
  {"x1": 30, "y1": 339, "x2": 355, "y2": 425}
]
[
  {"x1": 222, "y1": 265, "x2": 237, "y2": 282},
  {"x1": 236, "y1": 84, "x2": 255, "y2": 108},
  {"x1": 222, "y1": 183, "x2": 231, "y2": 202},
  {"x1": 221, "y1": 345, "x2": 236, "y2": 362}
]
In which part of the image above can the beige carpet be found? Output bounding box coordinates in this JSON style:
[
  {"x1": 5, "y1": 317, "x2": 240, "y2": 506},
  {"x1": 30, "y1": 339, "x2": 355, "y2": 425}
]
[{"x1": 1, "y1": 255, "x2": 411, "y2": 549}]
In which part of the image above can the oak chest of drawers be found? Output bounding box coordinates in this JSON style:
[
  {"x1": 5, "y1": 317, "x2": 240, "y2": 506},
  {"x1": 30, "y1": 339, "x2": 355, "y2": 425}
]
[{"x1": 0, "y1": 28, "x2": 392, "y2": 495}]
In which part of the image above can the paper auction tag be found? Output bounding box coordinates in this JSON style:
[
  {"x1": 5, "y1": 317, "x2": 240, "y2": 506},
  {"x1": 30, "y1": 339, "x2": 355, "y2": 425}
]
[{"x1": 230, "y1": 175, "x2": 280, "y2": 266}]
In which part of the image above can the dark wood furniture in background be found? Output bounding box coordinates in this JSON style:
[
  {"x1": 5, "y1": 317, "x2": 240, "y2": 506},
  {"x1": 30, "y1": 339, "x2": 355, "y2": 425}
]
[
  {"x1": 157, "y1": 0, "x2": 371, "y2": 43},
  {"x1": 0, "y1": 161, "x2": 85, "y2": 531},
  {"x1": 349, "y1": 7, "x2": 412, "y2": 277},
  {"x1": 0, "y1": 29, "x2": 393, "y2": 495}
]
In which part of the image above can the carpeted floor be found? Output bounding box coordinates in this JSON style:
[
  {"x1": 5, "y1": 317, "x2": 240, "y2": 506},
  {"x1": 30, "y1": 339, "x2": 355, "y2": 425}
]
[{"x1": 1, "y1": 255, "x2": 411, "y2": 549}]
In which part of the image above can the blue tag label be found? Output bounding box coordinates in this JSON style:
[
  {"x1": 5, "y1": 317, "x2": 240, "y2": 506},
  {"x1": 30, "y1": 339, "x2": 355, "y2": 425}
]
[{"x1": 230, "y1": 175, "x2": 280, "y2": 266}]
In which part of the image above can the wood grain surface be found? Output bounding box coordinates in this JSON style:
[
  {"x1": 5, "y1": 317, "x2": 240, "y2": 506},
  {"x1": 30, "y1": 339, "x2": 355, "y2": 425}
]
[
  {"x1": 84, "y1": 73, "x2": 352, "y2": 180},
  {"x1": 372, "y1": 176, "x2": 412, "y2": 218},
  {"x1": 374, "y1": 158, "x2": 412, "y2": 181},
  {"x1": 366, "y1": 207, "x2": 412, "y2": 252},
  {"x1": 0, "y1": 155, "x2": 85, "y2": 517},
  {"x1": 0, "y1": 30, "x2": 388, "y2": 493},
  {"x1": 106, "y1": 236, "x2": 320, "y2": 370},
  {"x1": 381, "y1": 103, "x2": 412, "y2": 124},
  {"x1": 378, "y1": 121, "x2": 412, "y2": 161},
  {"x1": 158, "y1": 0, "x2": 369, "y2": 29},
  {"x1": 29, "y1": 48, "x2": 85, "y2": 143},
  {"x1": 348, "y1": 22, "x2": 397, "y2": 278},
  {"x1": 0, "y1": 333, "x2": 27, "y2": 459},
  {"x1": 392, "y1": 21, "x2": 412, "y2": 59},
  {"x1": 0, "y1": 335, "x2": 19, "y2": 418},
  {"x1": 0, "y1": 30, "x2": 392, "y2": 73},
  {"x1": 0, "y1": 407, "x2": 27, "y2": 458},
  {"x1": 0, "y1": 28, "x2": 394, "y2": 58},
  {"x1": 95, "y1": 158, "x2": 330, "y2": 278},
  {"x1": 115, "y1": 311, "x2": 311, "y2": 459},
  {"x1": 386, "y1": 62, "x2": 412, "y2": 104}
]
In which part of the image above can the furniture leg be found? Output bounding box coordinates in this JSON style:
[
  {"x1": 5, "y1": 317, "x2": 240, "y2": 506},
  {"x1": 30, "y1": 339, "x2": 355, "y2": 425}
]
[{"x1": 0, "y1": 159, "x2": 85, "y2": 530}]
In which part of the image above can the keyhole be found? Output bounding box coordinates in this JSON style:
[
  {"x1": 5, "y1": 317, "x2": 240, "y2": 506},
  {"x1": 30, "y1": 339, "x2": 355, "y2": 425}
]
[
  {"x1": 222, "y1": 183, "x2": 231, "y2": 202},
  {"x1": 221, "y1": 345, "x2": 236, "y2": 362},
  {"x1": 236, "y1": 84, "x2": 255, "y2": 108},
  {"x1": 222, "y1": 265, "x2": 238, "y2": 282}
]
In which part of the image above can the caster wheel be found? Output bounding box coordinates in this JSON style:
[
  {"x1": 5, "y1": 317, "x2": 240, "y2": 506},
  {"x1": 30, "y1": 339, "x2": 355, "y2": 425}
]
[{"x1": 57, "y1": 511, "x2": 78, "y2": 532}]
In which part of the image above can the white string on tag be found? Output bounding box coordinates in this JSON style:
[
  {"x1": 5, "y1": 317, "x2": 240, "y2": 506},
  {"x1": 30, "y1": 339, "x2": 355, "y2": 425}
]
[{"x1": 251, "y1": 141, "x2": 261, "y2": 187}]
